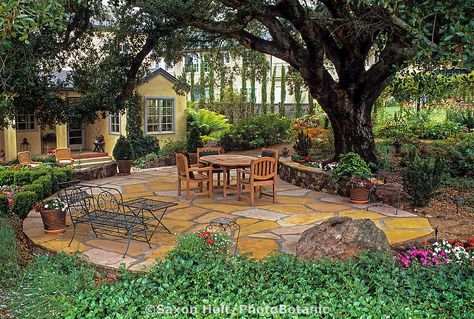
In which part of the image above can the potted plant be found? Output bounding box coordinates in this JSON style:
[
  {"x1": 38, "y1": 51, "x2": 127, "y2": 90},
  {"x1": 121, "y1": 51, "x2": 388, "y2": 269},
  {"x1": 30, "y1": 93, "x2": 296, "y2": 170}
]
[
  {"x1": 331, "y1": 152, "x2": 373, "y2": 199},
  {"x1": 113, "y1": 135, "x2": 133, "y2": 175},
  {"x1": 349, "y1": 176, "x2": 376, "y2": 203},
  {"x1": 293, "y1": 131, "x2": 312, "y2": 159},
  {"x1": 291, "y1": 154, "x2": 305, "y2": 165},
  {"x1": 34, "y1": 199, "x2": 67, "y2": 234}
]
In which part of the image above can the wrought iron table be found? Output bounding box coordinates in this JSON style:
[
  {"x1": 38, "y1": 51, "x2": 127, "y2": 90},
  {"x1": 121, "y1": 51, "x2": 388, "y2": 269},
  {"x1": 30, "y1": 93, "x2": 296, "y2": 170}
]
[{"x1": 120, "y1": 198, "x2": 177, "y2": 235}]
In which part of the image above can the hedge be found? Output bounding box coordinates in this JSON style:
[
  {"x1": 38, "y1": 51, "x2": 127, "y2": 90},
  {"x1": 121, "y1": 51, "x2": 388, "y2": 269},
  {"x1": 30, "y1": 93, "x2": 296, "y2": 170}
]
[{"x1": 12, "y1": 191, "x2": 37, "y2": 219}]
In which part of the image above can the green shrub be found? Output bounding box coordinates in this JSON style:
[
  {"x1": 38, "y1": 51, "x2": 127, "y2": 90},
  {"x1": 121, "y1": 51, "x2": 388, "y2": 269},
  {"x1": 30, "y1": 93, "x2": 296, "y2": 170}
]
[
  {"x1": 12, "y1": 191, "x2": 37, "y2": 219},
  {"x1": 126, "y1": 133, "x2": 160, "y2": 160},
  {"x1": 332, "y1": 152, "x2": 372, "y2": 183},
  {"x1": 112, "y1": 135, "x2": 133, "y2": 160},
  {"x1": 402, "y1": 149, "x2": 446, "y2": 207},
  {"x1": 185, "y1": 107, "x2": 231, "y2": 139},
  {"x1": 220, "y1": 114, "x2": 290, "y2": 151},
  {"x1": 293, "y1": 131, "x2": 312, "y2": 157},
  {"x1": 23, "y1": 183, "x2": 45, "y2": 199},
  {"x1": 0, "y1": 170, "x2": 14, "y2": 185},
  {"x1": 418, "y1": 121, "x2": 464, "y2": 139},
  {"x1": 447, "y1": 107, "x2": 474, "y2": 129},
  {"x1": 145, "y1": 152, "x2": 158, "y2": 162},
  {"x1": 159, "y1": 139, "x2": 187, "y2": 158},
  {"x1": 186, "y1": 125, "x2": 204, "y2": 153},
  {"x1": 13, "y1": 170, "x2": 33, "y2": 186},
  {"x1": 35, "y1": 175, "x2": 53, "y2": 197},
  {"x1": 29, "y1": 169, "x2": 49, "y2": 183},
  {"x1": 0, "y1": 195, "x2": 9, "y2": 216}
]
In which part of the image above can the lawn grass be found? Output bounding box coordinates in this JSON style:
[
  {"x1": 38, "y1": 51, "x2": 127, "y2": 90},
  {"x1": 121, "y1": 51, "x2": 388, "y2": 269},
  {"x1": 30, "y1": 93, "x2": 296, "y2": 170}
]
[{"x1": 377, "y1": 105, "x2": 447, "y2": 122}]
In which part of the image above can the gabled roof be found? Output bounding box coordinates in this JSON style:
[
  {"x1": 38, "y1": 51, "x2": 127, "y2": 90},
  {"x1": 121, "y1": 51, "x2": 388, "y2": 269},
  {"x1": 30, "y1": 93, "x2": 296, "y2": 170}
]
[{"x1": 141, "y1": 68, "x2": 179, "y2": 83}]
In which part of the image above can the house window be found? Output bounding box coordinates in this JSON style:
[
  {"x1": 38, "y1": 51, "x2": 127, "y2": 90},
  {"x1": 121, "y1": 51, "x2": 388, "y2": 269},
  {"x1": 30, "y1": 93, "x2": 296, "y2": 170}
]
[
  {"x1": 145, "y1": 98, "x2": 175, "y2": 134},
  {"x1": 109, "y1": 113, "x2": 121, "y2": 134},
  {"x1": 184, "y1": 55, "x2": 198, "y2": 72},
  {"x1": 222, "y1": 52, "x2": 230, "y2": 65},
  {"x1": 16, "y1": 113, "x2": 36, "y2": 131}
]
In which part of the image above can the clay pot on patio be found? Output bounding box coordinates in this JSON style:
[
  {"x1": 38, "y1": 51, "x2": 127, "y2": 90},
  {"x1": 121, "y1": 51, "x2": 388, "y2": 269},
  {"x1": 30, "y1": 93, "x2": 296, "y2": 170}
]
[
  {"x1": 39, "y1": 209, "x2": 67, "y2": 234},
  {"x1": 350, "y1": 186, "x2": 369, "y2": 204},
  {"x1": 116, "y1": 160, "x2": 132, "y2": 175},
  {"x1": 164, "y1": 156, "x2": 176, "y2": 166}
]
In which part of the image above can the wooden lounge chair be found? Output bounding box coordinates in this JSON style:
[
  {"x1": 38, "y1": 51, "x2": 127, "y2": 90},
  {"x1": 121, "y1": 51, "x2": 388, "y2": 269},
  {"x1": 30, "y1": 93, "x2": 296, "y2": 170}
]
[
  {"x1": 176, "y1": 153, "x2": 213, "y2": 200},
  {"x1": 17, "y1": 151, "x2": 41, "y2": 167},
  {"x1": 237, "y1": 157, "x2": 278, "y2": 206},
  {"x1": 55, "y1": 148, "x2": 75, "y2": 166},
  {"x1": 197, "y1": 147, "x2": 224, "y2": 185}
]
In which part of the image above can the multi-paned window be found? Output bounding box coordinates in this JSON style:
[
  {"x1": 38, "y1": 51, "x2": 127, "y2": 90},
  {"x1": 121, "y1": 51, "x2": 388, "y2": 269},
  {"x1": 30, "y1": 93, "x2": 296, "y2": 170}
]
[
  {"x1": 109, "y1": 113, "x2": 121, "y2": 134},
  {"x1": 184, "y1": 55, "x2": 199, "y2": 72},
  {"x1": 16, "y1": 113, "x2": 36, "y2": 131},
  {"x1": 145, "y1": 98, "x2": 175, "y2": 134}
]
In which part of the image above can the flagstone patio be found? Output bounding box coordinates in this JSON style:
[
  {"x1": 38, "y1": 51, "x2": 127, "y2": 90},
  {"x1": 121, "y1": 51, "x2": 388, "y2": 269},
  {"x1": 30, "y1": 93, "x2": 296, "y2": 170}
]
[{"x1": 23, "y1": 166, "x2": 434, "y2": 271}]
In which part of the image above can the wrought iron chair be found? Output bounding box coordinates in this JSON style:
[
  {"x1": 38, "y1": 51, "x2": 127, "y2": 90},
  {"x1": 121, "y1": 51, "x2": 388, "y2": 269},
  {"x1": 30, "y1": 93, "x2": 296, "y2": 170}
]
[
  {"x1": 17, "y1": 151, "x2": 41, "y2": 167},
  {"x1": 58, "y1": 181, "x2": 156, "y2": 257},
  {"x1": 55, "y1": 148, "x2": 75, "y2": 166},
  {"x1": 176, "y1": 153, "x2": 213, "y2": 200},
  {"x1": 237, "y1": 157, "x2": 278, "y2": 206}
]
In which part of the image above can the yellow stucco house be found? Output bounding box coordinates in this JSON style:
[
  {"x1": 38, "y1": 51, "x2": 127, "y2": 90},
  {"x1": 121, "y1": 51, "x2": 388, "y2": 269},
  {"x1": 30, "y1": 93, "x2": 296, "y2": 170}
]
[{"x1": 0, "y1": 68, "x2": 187, "y2": 161}]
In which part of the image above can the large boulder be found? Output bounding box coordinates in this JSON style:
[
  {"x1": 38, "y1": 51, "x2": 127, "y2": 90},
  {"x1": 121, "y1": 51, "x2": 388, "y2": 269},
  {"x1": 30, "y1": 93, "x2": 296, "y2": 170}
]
[{"x1": 296, "y1": 216, "x2": 390, "y2": 261}]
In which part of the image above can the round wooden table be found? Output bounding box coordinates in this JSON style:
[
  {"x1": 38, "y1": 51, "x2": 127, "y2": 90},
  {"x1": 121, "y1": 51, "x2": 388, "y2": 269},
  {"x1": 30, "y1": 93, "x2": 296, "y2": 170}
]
[{"x1": 200, "y1": 154, "x2": 257, "y2": 197}]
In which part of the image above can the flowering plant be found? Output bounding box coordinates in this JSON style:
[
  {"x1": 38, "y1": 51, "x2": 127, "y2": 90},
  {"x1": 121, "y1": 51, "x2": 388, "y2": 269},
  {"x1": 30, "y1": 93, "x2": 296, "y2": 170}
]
[
  {"x1": 47, "y1": 149, "x2": 56, "y2": 157},
  {"x1": 34, "y1": 199, "x2": 66, "y2": 212},
  {"x1": 1, "y1": 185, "x2": 23, "y2": 208},
  {"x1": 350, "y1": 176, "x2": 376, "y2": 188},
  {"x1": 291, "y1": 115, "x2": 331, "y2": 141},
  {"x1": 397, "y1": 239, "x2": 474, "y2": 267}
]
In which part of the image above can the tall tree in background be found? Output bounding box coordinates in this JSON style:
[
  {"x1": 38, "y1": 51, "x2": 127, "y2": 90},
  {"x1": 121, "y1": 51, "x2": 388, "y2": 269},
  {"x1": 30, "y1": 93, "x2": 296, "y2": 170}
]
[
  {"x1": 190, "y1": 64, "x2": 196, "y2": 102},
  {"x1": 294, "y1": 71, "x2": 303, "y2": 118},
  {"x1": 250, "y1": 67, "x2": 256, "y2": 113},
  {"x1": 308, "y1": 92, "x2": 315, "y2": 115},
  {"x1": 261, "y1": 70, "x2": 268, "y2": 114},
  {"x1": 279, "y1": 65, "x2": 286, "y2": 116},
  {"x1": 198, "y1": 55, "x2": 206, "y2": 107},
  {"x1": 270, "y1": 66, "x2": 276, "y2": 113},
  {"x1": 208, "y1": 61, "x2": 215, "y2": 102}
]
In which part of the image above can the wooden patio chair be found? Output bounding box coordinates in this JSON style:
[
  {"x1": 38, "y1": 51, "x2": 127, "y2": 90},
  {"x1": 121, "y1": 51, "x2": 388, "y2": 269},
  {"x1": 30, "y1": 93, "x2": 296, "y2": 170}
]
[
  {"x1": 237, "y1": 157, "x2": 278, "y2": 206},
  {"x1": 197, "y1": 147, "x2": 224, "y2": 185},
  {"x1": 17, "y1": 151, "x2": 41, "y2": 167},
  {"x1": 55, "y1": 148, "x2": 75, "y2": 166},
  {"x1": 176, "y1": 153, "x2": 213, "y2": 200}
]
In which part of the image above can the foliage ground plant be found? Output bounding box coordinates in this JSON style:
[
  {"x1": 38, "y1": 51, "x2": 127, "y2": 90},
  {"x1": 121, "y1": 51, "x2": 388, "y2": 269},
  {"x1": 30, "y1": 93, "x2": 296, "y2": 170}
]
[
  {"x1": 331, "y1": 152, "x2": 372, "y2": 184},
  {"x1": 64, "y1": 250, "x2": 474, "y2": 318},
  {"x1": 112, "y1": 135, "x2": 133, "y2": 160}
]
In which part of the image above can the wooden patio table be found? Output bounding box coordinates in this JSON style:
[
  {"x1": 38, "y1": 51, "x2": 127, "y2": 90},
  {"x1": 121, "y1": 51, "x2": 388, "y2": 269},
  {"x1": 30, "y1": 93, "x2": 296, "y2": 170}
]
[{"x1": 199, "y1": 154, "x2": 257, "y2": 197}]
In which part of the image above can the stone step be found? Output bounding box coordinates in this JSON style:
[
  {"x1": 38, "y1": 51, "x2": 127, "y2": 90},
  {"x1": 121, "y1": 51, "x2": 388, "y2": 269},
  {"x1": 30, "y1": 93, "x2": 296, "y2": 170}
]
[{"x1": 73, "y1": 156, "x2": 114, "y2": 169}]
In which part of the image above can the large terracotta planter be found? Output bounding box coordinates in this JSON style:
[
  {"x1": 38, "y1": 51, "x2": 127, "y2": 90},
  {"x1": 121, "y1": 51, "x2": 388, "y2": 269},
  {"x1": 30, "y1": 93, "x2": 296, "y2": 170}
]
[
  {"x1": 116, "y1": 160, "x2": 132, "y2": 175},
  {"x1": 39, "y1": 209, "x2": 66, "y2": 234},
  {"x1": 350, "y1": 186, "x2": 369, "y2": 204}
]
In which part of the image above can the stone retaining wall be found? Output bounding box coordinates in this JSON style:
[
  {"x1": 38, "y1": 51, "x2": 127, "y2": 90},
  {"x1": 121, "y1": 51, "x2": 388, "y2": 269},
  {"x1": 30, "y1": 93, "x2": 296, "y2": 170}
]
[
  {"x1": 71, "y1": 162, "x2": 117, "y2": 181},
  {"x1": 279, "y1": 159, "x2": 350, "y2": 196}
]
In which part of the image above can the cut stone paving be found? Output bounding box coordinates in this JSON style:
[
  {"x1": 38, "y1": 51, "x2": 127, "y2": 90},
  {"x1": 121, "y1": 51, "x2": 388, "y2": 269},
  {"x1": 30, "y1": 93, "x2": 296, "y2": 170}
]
[{"x1": 24, "y1": 167, "x2": 434, "y2": 271}]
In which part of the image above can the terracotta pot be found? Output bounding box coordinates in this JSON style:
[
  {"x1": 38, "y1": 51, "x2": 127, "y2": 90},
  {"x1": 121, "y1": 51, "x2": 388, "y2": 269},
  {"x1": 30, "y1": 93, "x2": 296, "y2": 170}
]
[
  {"x1": 39, "y1": 209, "x2": 66, "y2": 234},
  {"x1": 350, "y1": 186, "x2": 369, "y2": 204},
  {"x1": 116, "y1": 160, "x2": 132, "y2": 175}
]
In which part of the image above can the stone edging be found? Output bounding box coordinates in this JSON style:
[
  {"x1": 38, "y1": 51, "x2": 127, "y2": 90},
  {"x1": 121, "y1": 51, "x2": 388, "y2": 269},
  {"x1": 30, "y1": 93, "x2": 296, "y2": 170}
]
[{"x1": 278, "y1": 158, "x2": 350, "y2": 196}]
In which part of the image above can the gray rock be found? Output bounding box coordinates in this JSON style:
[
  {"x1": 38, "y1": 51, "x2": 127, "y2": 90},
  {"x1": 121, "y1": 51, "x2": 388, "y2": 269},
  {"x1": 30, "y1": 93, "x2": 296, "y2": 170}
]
[{"x1": 296, "y1": 216, "x2": 390, "y2": 261}]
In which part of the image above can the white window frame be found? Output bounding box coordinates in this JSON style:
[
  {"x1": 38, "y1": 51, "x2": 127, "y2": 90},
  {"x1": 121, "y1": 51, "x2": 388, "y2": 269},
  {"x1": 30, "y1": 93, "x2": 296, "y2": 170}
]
[
  {"x1": 16, "y1": 113, "x2": 36, "y2": 131},
  {"x1": 144, "y1": 97, "x2": 176, "y2": 135},
  {"x1": 109, "y1": 113, "x2": 121, "y2": 135},
  {"x1": 184, "y1": 55, "x2": 199, "y2": 72}
]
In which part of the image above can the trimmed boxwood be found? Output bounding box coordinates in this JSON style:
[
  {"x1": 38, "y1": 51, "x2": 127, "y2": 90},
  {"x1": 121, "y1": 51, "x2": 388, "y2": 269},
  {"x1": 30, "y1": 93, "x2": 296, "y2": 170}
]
[
  {"x1": 23, "y1": 183, "x2": 45, "y2": 200},
  {"x1": 29, "y1": 170, "x2": 49, "y2": 183},
  {"x1": 13, "y1": 170, "x2": 33, "y2": 186},
  {"x1": 12, "y1": 191, "x2": 37, "y2": 219},
  {"x1": 34, "y1": 175, "x2": 53, "y2": 198},
  {"x1": 0, "y1": 171, "x2": 14, "y2": 185}
]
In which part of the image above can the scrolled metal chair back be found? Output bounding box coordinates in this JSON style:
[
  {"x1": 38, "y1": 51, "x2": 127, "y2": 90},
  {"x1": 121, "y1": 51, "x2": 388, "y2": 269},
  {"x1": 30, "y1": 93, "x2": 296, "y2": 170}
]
[{"x1": 95, "y1": 187, "x2": 123, "y2": 213}]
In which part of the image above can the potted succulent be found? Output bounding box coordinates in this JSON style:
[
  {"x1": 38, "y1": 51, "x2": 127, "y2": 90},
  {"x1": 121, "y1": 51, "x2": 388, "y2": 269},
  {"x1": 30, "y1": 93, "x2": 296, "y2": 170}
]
[
  {"x1": 113, "y1": 135, "x2": 133, "y2": 175},
  {"x1": 34, "y1": 199, "x2": 67, "y2": 234},
  {"x1": 291, "y1": 154, "x2": 306, "y2": 165},
  {"x1": 349, "y1": 176, "x2": 376, "y2": 203}
]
